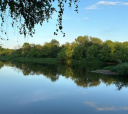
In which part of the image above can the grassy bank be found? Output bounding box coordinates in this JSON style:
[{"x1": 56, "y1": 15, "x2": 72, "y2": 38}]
[
  {"x1": 0, "y1": 56, "x2": 60, "y2": 64},
  {"x1": 0, "y1": 56, "x2": 104, "y2": 66}
]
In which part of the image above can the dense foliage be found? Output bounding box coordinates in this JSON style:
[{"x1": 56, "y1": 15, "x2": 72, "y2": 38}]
[
  {"x1": 0, "y1": 0, "x2": 79, "y2": 37},
  {"x1": 104, "y1": 63, "x2": 128, "y2": 75},
  {"x1": 1, "y1": 35, "x2": 128, "y2": 64}
]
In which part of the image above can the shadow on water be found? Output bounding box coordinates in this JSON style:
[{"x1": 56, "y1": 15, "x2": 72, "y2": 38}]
[{"x1": 0, "y1": 60, "x2": 128, "y2": 90}]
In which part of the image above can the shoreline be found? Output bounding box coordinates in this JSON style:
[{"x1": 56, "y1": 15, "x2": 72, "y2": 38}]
[
  {"x1": 0, "y1": 56, "x2": 103, "y2": 65},
  {"x1": 0, "y1": 56, "x2": 60, "y2": 64},
  {"x1": 91, "y1": 70, "x2": 118, "y2": 75}
]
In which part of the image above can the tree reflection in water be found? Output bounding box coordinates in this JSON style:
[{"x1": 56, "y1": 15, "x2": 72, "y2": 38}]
[{"x1": 0, "y1": 60, "x2": 128, "y2": 90}]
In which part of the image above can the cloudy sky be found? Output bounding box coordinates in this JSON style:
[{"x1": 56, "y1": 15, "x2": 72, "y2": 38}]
[{"x1": 1, "y1": 0, "x2": 128, "y2": 48}]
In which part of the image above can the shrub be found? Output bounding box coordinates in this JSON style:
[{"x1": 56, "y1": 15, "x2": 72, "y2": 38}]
[{"x1": 104, "y1": 63, "x2": 128, "y2": 75}]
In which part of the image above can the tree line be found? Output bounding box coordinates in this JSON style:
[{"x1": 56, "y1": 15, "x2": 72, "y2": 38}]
[{"x1": 0, "y1": 35, "x2": 128, "y2": 63}]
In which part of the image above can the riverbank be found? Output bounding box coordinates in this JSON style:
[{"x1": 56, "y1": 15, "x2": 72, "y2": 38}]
[
  {"x1": 1, "y1": 56, "x2": 128, "y2": 76},
  {"x1": 0, "y1": 56, "x2": 60, "y2": 64},
  {"x1": 0, "y1": 56, "x2": 104, "y2": 66},
  {"x1": 91, "y1": 63, "x2": 128, "y2": 76}
]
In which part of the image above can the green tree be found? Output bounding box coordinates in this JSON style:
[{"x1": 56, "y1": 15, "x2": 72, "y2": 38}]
[
  {"x1": 98, "y1": 40, "x2": 115, "y2": 62},
  {"x1": 63, "y1": 42, "x2": 70, "y2": 48},
  {"x1": 51, "y1": 39, "x2": 60, "y2": 47},
  {"x1": 27, "y1": 47, "x2": 36, "y2": 58},
  {"x1": 113, "y1": 42, "x2": 128, "y2": 62},
  {"x1": 22, "y1": 43, "x2": 31, "y2": 48},
  {"x1": 13, "y1": 48, "x2": 22, "y2": 57},
  {"x1": 0, "y1": 46, "x2": 3, "y2": 51},
  {"x1": 41, "y1": 46, "x2": 50, "y2": 58},
  {"x1": 57, "y1": 48, "x2": 67, "y2": 62},
  {"x1": 73, "y1": 45, "x2": 86, "y2": 60},
  {"x1": 65, "y1": 42, "x2": 77, "y2": 64},
  {"x1": 22, "y1": 43, "x2": 31, "y2": 57},
  {"x1": 87, "y1": 45, "x2": 99, "y2": 58},
  {"x1": 90, "y1": 37, "x2": 103, "y2": 46},
  {"x1": 75, "y1": 36, "x2": 89, "y2": 45},
  {"x1": 123, "y1": 41, "x2": 128, "y2": 48}
]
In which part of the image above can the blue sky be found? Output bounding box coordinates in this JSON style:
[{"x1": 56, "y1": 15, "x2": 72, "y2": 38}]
[{"x1": 1, "y1": 0, "x2": 128, "y2": 49}]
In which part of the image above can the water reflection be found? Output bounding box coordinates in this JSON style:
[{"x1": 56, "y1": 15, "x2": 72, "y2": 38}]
[
  {"x1": 85, "y1": 101, "x2": 128, "y2": 111},
  {"x1": 0, "y1": 60, "x2": 128, "y2": 90},
  {"x1": 0, "y1": 61, "x2": 4, "y2": 68}
]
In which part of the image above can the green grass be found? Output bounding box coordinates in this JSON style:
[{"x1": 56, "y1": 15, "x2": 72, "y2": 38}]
[
  {"x1": 0, "y1": 56, "x2": 104, "y2": 67},
  {"x1": 0, "y1": 56, "x2": 60, "y2": 64}
]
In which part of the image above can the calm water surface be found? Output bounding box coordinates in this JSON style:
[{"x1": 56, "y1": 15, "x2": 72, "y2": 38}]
[{"x1": 0, "y1": 61, "x2": 128, "y2": 114}]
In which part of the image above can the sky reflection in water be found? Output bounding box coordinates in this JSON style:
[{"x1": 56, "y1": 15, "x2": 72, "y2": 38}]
[{"x1": 0, "y1": 61, "x2": 128, "y2": 114}]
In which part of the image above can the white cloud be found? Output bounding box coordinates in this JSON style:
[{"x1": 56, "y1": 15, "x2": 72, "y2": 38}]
[
  {"x1": 123, "y1": 3, "x2": 128, "y2": 6},
  {"x1": 84, "y1": 18, "x2": 89, "y2": 19},
  {"x1": 97, "y1": 107, "x2": 116, "y2": 111},
  {"x1": 85, "y1": 101, "x2": 128, "y2": 111},
  {"x1": 86, "y1": 1, "x2": 128, "y2": 10},
  {"x1": 85, "y1": 101, "x2": 116, "y2": 111},
  {"x1": 87, "y1": 5, "x2": 97, "y2": 9},
  {"x1": 97, "y1": 1, "x2": 120, "y2": 5},
  {"x1": 83, "y1": 91, "x2": 88, "y2": 94},
  {"x1": 123, "y1": 107, "x2": 128, "y2": 110}
]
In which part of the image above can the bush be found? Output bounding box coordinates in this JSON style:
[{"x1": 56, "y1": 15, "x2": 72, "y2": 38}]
[{"x1": 104, "y1": 63, "x2": 128, "y2": 75}]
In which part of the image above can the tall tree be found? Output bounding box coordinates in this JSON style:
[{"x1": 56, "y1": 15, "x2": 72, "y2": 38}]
[{"x1": 75, "y1": 36, "x2": 89, "y2": 45}]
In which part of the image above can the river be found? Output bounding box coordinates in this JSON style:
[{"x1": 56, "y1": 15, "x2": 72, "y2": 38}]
[{"x1": 0, "y1": 61, "x2": 128, "y2": 114}]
